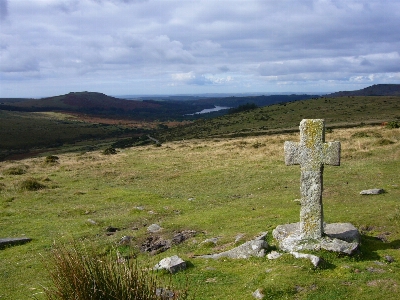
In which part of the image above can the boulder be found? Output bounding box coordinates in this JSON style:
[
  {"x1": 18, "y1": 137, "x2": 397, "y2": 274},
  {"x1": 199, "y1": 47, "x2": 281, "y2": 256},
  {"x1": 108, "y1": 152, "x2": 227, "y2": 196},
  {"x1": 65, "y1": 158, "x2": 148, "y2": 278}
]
[
  {"x1": 0, "y1": 237, "x2": 32, "y2": 249},
  {"x1": 291, "y1": 251, "x2": 322, "y2": 267},
  {"x1": 273, "y1": 223, "x2": 359, "y2": 255},
  {"x1": 147, "y1": 224, "x2": 162, "y2": 233},
  {"x1": 154, "y1": 255, "x2": 187, "y2": 274},
  {"x1": 360, "y1": 188, "x2": 385, "y2": 195},
  {"x1": 197, "y1": 232, "x2": 268, "y2": 259}
]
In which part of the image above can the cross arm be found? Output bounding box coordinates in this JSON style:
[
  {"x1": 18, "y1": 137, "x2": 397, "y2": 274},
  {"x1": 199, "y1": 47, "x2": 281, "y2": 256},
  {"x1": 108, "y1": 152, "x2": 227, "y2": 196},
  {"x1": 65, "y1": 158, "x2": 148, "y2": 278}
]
[
  {"x1": 323, "y1": 141, "x2": 341, "y2": 166},
  {"x1": 284, "y1": 141, "x2": 300, "y2": 165}
]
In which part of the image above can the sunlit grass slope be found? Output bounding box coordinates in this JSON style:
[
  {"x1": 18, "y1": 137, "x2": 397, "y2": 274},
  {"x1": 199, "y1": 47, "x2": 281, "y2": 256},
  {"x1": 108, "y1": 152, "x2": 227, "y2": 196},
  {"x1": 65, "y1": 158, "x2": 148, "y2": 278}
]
[{"x1": 0, "y1": 125, "x2": 399, "y2": 299}]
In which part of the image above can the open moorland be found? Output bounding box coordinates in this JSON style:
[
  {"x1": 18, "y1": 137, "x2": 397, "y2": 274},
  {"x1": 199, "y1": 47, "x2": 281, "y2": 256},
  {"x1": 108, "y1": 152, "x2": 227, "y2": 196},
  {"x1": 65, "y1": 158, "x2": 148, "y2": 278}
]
[{"x1": 1, "y1": 123, "x2": 399, "y2": 299}]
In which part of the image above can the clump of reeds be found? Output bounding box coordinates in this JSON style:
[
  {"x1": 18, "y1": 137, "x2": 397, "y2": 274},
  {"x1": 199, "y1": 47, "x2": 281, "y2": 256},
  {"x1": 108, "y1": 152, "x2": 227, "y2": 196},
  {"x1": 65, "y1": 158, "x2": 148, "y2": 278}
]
[{"x1": 43, "y1": 243, "x2": 189, "y2": 300}]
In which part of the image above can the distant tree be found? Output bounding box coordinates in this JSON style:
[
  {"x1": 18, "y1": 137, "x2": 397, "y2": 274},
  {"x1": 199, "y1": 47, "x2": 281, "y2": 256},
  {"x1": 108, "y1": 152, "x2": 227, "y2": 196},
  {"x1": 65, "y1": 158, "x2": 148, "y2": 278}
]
[{"x1": 228, "y1": 103, "x2": 258, "y2": 114}]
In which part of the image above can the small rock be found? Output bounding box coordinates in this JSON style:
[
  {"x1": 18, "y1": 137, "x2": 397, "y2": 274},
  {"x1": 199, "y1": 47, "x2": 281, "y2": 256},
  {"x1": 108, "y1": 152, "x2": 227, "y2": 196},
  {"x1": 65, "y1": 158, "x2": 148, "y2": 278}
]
[
  {"x1": 366, "y1": 267, "x2": 385, "y2": 273},
  {"x1": 252, "y1": 288, "x2": 265, "y2": 299},
  {"x1": 234, "y1": 234, "x2": 245, "y2": 243},
  {"x1": 119, "y1": 236, "x2": 133, "y2": 245},
  {"x1": 198, "y1": 232, "x2": 268, "y2": 259},
  {"x1": 291, "y1": 251, "x2": 322, "y2": 267},
  {"x1": 147, "y1": 224, "x2": 162, "y2": 233},
  {"x1": 360, "y1": 188, "x2": 384, "y2": 195},
  {"x1": 385, "y1": 255, "x2": 395, "y2": 263},
  {"x1": 87, "y1": 219, "x2": 97, "y2": 225},
  {"x1": 141, "y1": 236, "x2": 171, "y2": 254},
  {"x1": 0, "y1": 237, "x2": 32, "y2": 249},
  {"x1": 201, "y1": 237, "x2": 219, "y2": 246},
  {"x1": 267, "y1": 251, "x2": 282, "y2": 260},
  {"x1": 154, "y1": 255, "x2": 186, "y2": 274},
  {"x1": 156, "y1": 288, "x2": 175, "y2": 299},
  {"x1": 171, "y1": 230, "x2": 197, "y2": 245}
]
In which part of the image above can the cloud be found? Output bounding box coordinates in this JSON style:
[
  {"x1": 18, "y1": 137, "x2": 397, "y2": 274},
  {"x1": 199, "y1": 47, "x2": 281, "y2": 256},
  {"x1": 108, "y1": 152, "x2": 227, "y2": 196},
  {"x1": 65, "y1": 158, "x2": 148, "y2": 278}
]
[
  {"x1": 1, "y1": 0, "x2": 400, "y2": 97},
  {"x1": 0, "y1": 0, "x2": 8, "y2": 20}
]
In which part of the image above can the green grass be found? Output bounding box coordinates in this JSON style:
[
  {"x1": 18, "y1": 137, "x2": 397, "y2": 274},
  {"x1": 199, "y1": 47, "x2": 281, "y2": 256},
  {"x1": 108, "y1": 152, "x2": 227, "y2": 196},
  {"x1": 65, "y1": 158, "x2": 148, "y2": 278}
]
[
  {"x1": 0, "y1": 126, "x2": 399, "y2": 299},
  {"x1": 158, "y1": 96, "x2": 400, "y2": 141},
  {"x1": 0, "y1": 110, "x2": 145, "y2": 159}
]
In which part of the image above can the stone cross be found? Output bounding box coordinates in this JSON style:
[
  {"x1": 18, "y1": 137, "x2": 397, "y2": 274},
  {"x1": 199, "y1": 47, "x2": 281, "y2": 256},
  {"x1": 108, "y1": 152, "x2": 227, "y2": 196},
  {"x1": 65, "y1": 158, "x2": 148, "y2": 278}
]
[{"x1": 284, "y1": 119, "x2": 340, "y2": 239}]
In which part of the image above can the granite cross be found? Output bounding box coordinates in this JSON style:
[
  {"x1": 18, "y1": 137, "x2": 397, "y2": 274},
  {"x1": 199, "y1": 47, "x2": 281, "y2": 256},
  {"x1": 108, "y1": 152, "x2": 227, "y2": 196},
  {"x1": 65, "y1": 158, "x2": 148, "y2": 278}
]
[{"x1": 284, "y1": 119, "x2": 341, "y2": 239}]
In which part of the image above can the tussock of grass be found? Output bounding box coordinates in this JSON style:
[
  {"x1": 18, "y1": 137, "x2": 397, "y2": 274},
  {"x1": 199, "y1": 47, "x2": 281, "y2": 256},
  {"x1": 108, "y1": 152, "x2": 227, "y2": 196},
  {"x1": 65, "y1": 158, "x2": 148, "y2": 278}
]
[{"x1": 43, "y1": 243, "x2": 189, "y2": 300}]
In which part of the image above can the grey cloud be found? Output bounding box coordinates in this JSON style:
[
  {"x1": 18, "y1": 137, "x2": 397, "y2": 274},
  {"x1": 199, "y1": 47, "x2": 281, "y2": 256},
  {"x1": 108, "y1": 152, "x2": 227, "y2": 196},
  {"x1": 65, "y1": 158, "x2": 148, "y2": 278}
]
[{"x1": 0, "y1": 0, "x2": 8, "y2": 20}]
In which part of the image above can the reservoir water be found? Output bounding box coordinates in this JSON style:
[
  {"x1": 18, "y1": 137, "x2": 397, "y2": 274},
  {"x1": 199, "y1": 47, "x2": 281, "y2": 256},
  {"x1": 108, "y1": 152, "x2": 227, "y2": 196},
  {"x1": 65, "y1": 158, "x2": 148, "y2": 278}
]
[{"x1": 186, "y1": 105, "x2": 230, "y2": 115}]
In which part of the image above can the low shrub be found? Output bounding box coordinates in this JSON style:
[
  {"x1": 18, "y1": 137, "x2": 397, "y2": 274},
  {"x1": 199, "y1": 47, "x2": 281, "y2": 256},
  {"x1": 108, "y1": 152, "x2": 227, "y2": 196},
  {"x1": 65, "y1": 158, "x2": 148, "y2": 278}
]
[
  {"x1": 375, "y1": 138, "x2": 395, "y2": 146},
  {"x1": 351, "y1": 131, "x2": 382, "y2": 138},
  {"x1": 20, "y1": 178, "x2": 45, "y2": 191},
  {"x1": 43, "y1": 243, "x2": 190, "y2": 300},
  {"x1": 386, "y1": 121, "x2": 400, "y2": 129},
  {"x1": 45, "y1": 155, "x2": 59, "y2": 164},
  {"x1": 3, "y1": 165, "x2": 28, "y2": 175},
  {"x1": 102, "y1": 147, "x2": 117, "y2": 155}
]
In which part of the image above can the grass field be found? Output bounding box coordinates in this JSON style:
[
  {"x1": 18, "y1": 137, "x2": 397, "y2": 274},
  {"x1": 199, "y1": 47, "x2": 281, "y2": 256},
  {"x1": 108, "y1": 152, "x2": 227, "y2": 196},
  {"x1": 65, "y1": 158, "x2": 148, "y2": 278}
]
[{"x1": 0, "y1": 124, "x2": 399, "y2": 299}]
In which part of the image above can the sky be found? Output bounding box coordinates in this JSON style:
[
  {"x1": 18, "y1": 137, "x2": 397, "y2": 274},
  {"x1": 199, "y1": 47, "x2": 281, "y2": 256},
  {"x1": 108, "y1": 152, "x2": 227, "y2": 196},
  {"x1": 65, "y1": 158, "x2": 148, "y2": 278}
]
[{"x1": 1, "y1": 0, "x2": 400, "y2": 98}]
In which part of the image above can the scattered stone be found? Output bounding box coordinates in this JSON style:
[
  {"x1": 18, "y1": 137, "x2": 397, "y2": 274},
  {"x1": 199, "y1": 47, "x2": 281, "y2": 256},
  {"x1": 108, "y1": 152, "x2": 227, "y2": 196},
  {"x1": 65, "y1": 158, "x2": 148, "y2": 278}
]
[
  {"x1": 252, "y1": 288, "x2": 265, "y2": 299},
  {"x1": 141, "y1": 236, "x2": 171, "y2": 254},
  {"x1": 291, "y1": 251, "x2": 322, "y2": 267},
  {"x1": 87, "y1": 219, "x2": 97, "y2": 225},
  {"x1": 385, "y1": 255, "x2": 395, "y2": 263},
  {"x1": 188, "y1": 197, "x2": 195, "y2": 201},
  {"x1": 134, "y1": 206, "x2": 144, "y2": 210},
  {"x1": 156, "y1": 288, "x2": 175, "y2": 299},
  {"x1": 360, "y1": 188, "x2": 385, "y2": 195},
  {"x1": 267, "y1": 251, "x2": 282, "y2": 260},
  {"x1": 147, "y1": 224, "x2": 162, "y2": 233},
  {"x1": 154, "y1": 255, "x2": 186, "y2": 274},
  {"x1": 197, "y1": 232, "x2": 268, "y2": 259},
  {"x1": 366, "y1": 267, "x2": 385, "y2": 273},
  {"x1": 275, "y1": 120, "x2": 360, "y2": 255},
  {"x1": 201, "y1": 237, "x2": 219, "y2": 246},
  {"x1": 234, "y1": 234, "x2": 245, "y2": 243},
  {"x1": 171, "y1": 230, "x2": 197, "y2": 245},
  {"x1": 0, "y1": 237, "x2": 32, "y2": 249},
  {"x1": 376, "y1": 232, "x2": 390, "y2": 242},
  {"x1": 119, "y1": 236, "x2": 133, "y2": 245}
]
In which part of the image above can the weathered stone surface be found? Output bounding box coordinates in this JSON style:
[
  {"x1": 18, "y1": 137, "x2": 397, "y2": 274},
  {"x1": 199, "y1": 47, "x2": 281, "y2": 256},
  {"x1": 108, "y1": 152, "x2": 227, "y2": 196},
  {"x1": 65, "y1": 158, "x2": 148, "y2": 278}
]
[
  {"x1": 252, "y1": 288, "x2": 265, "y2": 299},
  {"x1": 291, "y1": 251, "x2": 322, "y2": 267},
  {"x1": 267, "y1": 251, "x2": 282, "y2": 260},
  {"x1": 197, "y1": 232, "x2": 268, "y2": 259},
  {"x1": 0, "y1": 237, "x2": 32, "y2": 249},
  {"x1": 141, "y1": 236, "x2": 171, "y2": 254},
  {"x1": 201, "y1": 237, "x2": 219, "y2": 246},
  {"x1": 119, "y1": 235, "x2": 133, "y2": 245},
  {"x1": 273, "y1": 222, "x2": 359, "y2": 255},
  {"x1": 171, "y1": 230, "x2": 197, "y2": 245},
  {"x1": 275, "y1": 119, "x2": 360, "y2": 254},
  {"x1": 360, "y1": 188, "x2": 384, "y2": 195},
  {"x1": 284, "y1": 119, "x2": 341, "y2": 240},
  {"x1": 154, "y1": 255, "x2": 186, "y2": 274},
  {"x1": 147, "y1": 224, "x2": 162, "y2": 233}
]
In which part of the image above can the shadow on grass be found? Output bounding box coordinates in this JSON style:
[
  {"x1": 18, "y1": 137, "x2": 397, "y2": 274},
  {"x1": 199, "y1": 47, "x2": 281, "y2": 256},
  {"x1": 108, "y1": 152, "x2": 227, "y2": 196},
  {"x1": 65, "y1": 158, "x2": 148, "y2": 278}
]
[{"x1": 356, "y1": 235, "x2": 400, "y2": 261}]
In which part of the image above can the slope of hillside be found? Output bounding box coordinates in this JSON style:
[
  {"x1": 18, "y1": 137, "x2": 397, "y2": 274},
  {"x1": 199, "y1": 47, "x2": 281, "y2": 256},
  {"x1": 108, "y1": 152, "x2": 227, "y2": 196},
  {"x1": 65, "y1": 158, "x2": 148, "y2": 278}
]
[
  {"x1": 156, "y1": 96, "x2": 400, "y2": 141},
  {"x1": 327, "y1": 84, "x2": 400, "y2": 97}
]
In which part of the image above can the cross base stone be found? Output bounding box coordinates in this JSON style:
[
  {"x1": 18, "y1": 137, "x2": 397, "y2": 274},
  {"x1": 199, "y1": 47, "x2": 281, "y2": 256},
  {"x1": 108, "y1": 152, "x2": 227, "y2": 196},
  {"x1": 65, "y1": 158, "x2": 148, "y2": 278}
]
[{"x1": 272, "y1": 223, "x2": 360, "y2": 255}]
